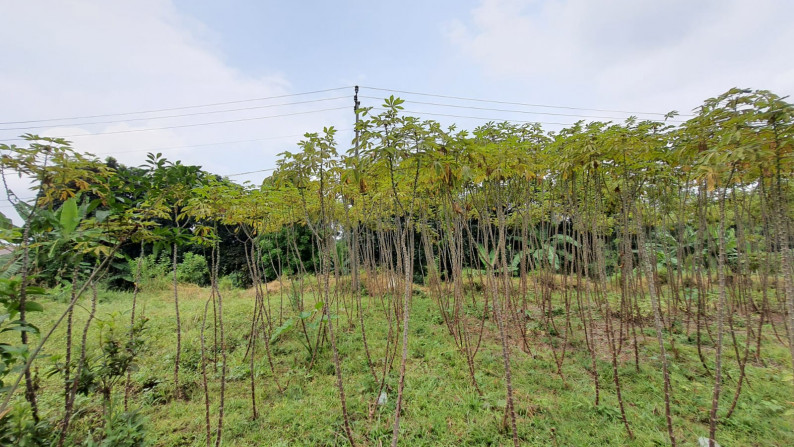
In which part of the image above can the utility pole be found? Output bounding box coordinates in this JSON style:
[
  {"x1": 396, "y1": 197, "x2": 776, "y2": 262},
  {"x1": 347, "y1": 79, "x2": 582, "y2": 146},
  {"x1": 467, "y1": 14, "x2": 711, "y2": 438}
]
[
  {"x1": 354, "y1": 85, "x2": 360, "y2": 158},
  {"x1": 351, "y1": 85, "x2": 361, "y2": 291}
]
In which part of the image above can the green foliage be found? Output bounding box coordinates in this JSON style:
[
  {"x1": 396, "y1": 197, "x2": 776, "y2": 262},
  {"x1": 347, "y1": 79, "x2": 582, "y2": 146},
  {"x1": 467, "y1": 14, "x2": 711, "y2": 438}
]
[
  {"x1": 2, "y1": 88, "x2": 794, "y2": 447},
  {"x1": 287, "y1": 287, "x2": 301, "y2": 311},
  {"x1": 0, "y1": 403, "x2": 53, "y2": 446},
  {"x1": 94, "y1": 314, "x2": 148, "y2": 400},
  {"x1": 0, "y1": 212, "x2": 21, "y2": 251},
  {"x1": 59, "y1": 198, "x2": 80, "y2": 237},
  {"x1": 7, "y1": 278, "x2": 791, "y2": 446},
  {"x1": 131, "y1": 254, "x2": 170, "y2": 291},
  {"x1": 272, "y1": 301, "x2": 323, "y2": 343},
  {"x1": 175, "y1": 252, "x2": 208, "y2": 286},
  {"x1": 133, "y1": 251, "x2": 210, "y2": 289},
  {"x1": 257, "y1": 225, "x2": 315, "y2": 281},
  {"x1": 335, "y1": 239, "x2": 350, "y2": 275},
  {"x1": 0, "y1": 278, "x2": 45, "y2": 391},
  {"x1": 218, "y1": 271, "x2": 245, "y2": 291},
  {"x1": 530, "y1": 233, "x2": 579, "y2": 273},
  {"x1": 82, "y1": 410, "x2": 148, "y2": 447}
]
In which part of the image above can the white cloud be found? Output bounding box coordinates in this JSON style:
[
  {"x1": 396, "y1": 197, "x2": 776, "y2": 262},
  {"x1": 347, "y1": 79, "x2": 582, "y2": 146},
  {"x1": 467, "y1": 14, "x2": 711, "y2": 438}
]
[
  {"x1": 0, "y1": 0, "x2": 349, "y2": 172},
  {"x1": 0, "y1": 0, "x2": 354, "y2": 222},
  {"x1": 445, "y1": 0, "x2": 794, "y2": 114}
]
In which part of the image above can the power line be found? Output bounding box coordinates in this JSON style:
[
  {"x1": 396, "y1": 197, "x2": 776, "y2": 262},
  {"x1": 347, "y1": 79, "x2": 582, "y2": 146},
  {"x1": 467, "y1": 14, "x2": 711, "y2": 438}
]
[
  {"x1": 2, "y1": 107, "x2": 350, "y2": 142},
  {"x1": 225, "y1": 168, "x2": 276, "y2": 177},
  {"x1": 360, "y1": 85, "x2": 693, "y2": 117},
  {"x1": 0, "y1": 129, "x2": 359, "y2": 193},
  {"x1": 370, "y1": 107, "x2": 575, "y2": 126},
  {"x1": 95, "y1": 136, "x2": 305, "y2": 156},
  {"x1": 0, "y1": 87, "x2": 353, "y2": 125},
  {"x1": 2, "y1": 130, "x2": 355, "y2": 157},
  {"x1": 1, "y1": 84, "x2": 696, "y2": 131},
  {"x1": 93, "y1": 128, "x2": 354, "y2": 156},
  {"x1": 360, "y1": 96, "x2": 686, "y2": 124},
  {"x1": 0, "y1": 97, "x2": 350, "y2": 132}
]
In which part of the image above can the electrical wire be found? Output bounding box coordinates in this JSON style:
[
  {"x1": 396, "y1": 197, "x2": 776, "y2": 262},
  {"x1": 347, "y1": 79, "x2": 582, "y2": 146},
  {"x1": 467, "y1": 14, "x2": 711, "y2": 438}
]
[
  {"x1": 1, "y1": 107, "x2": 350, "y2": 141},
  {"x1": 0, "y1": 96, "x2": 350, "y2": 132},
  {"x1": 0, "y1": 87, "x2": 353, "y2": 125},
  {"x1": 225, "y1": 168, "x2": 276, "y2": 177},
  {"x1": 360, "y1": 95, "x2": 685, "y2": 123},
  {"x1": 369, "y1": 107, "x2": 575, "y2": 126},
  {"x1": 360, "y1": 85, "x2": 693, "y2": 117},
  {"x1": 93, "y1": 128, "x2": 354, "y2": 156}
]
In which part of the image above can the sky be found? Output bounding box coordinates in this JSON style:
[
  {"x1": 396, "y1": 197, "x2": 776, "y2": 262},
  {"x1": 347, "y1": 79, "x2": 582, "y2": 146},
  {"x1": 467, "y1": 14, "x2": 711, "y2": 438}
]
[{"x1": 1, "y1": 0, "x2": 793, "y2": 219}]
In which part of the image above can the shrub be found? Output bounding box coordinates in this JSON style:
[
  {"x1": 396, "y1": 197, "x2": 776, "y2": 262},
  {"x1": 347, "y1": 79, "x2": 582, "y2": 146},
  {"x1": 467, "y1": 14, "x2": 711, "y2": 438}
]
[
  {"x1": 130, "y1": 253, "x2": 170, "y2": 291},
  {"x1": 218, "y1": 271, "x2": 245, "y2": 290},
  {"x1": 0, "y1": 403, "x2": 53, "y2": 446},
  {"x1": 82, "y1": 410, "x2": 148, "y2": 447},
  {"x1": 176, "y1": 252, "x2": 209, "y2": 286}
]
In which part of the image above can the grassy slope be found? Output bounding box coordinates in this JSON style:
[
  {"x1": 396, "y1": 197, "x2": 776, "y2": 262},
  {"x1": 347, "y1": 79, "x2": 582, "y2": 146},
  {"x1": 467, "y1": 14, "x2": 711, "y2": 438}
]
[{"x1": 14, "y1": 281, "x2": 794, "y2": 446}]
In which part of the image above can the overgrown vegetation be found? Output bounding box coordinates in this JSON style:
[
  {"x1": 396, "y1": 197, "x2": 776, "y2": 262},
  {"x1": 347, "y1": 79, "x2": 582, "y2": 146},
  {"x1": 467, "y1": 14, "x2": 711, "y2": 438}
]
[{"x1": 0, "y1": 87, "x2": 793, "y2": 446}]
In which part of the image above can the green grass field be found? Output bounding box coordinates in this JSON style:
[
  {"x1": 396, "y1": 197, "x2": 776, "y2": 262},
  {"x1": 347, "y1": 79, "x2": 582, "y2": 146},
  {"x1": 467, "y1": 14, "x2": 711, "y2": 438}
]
[{"x1": 11, "y1": 281, "x2": 794, "y2": 446}]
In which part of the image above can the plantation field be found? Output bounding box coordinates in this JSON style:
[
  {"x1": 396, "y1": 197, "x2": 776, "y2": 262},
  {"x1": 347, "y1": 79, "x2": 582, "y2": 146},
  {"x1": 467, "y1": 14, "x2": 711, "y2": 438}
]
[
  {"x1": 13, "y1": 279, "x2": 794, "y2": 446},
  {"x1": 3, "y1": 88, "x2": 794, "y2": 447}
]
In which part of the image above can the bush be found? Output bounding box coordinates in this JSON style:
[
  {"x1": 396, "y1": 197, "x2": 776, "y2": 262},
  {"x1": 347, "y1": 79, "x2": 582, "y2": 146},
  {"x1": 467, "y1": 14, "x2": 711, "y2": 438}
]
[
  {"x1": 130, "y1": 253, "x2": 170, "y2": 291},
  {"x1": 140, "y1": 253, "x2": 170, "y2": 278},
  {"x1": 82, "y1": 410, "x2": 148, "y2": 447},
  {"x1": 218, "y1": 271, "x2": 245, "y2": 290},
  {"x1": 0, "y1": 403, "x2": 53, "y2": 446},
  {"x1": 132, "y1": 251, "x2": 210, "y2": 289},
  {"x1": 176, "y1": 252, "x2": 209, "y2": 286}
]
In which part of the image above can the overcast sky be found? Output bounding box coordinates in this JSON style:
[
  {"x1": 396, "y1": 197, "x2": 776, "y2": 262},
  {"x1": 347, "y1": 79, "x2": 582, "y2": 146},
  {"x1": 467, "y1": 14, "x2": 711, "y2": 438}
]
[{"x1": 1, "y1": 0, "x2": 792, "y2": 218}]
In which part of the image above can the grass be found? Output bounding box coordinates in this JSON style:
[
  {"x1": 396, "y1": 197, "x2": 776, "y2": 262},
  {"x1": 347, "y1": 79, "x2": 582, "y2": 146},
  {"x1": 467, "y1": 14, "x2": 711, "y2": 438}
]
[{"x1": 8, "y1": 279, "x2": 794, "y2": 446}]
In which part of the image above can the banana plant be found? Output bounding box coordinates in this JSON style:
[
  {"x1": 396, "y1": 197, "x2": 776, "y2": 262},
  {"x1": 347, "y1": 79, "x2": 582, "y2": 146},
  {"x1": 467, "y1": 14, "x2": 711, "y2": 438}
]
[
  {"x1": 530, "y1": 232, "x2": 579, "y2": 272},
  {"x1": 476, "y1": 243, "x2": 522, "y2": 275},
  {"x1": 0, "y1": 278, "x2": 46, "y2": 392}
]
